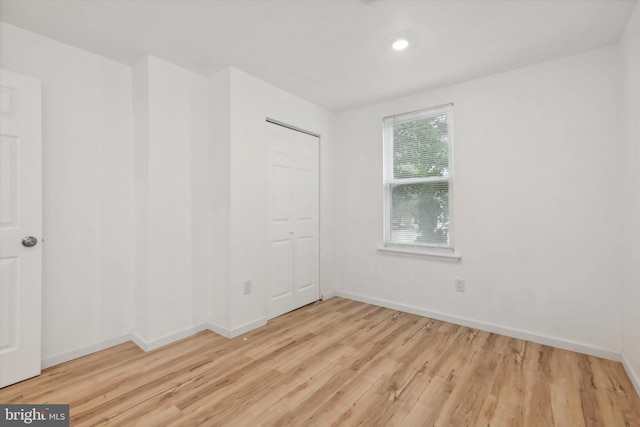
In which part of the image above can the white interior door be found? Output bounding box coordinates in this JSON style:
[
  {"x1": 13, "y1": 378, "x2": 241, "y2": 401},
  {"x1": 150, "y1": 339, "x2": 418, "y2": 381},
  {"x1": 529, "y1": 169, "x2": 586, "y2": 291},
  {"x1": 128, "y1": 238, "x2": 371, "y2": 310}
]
[
  {"x1": 267, "y1": 122, "x2": 319, "y2": 319},
  {"x1": 0, "y1": 69, "x2": 42, "y2": 388}
]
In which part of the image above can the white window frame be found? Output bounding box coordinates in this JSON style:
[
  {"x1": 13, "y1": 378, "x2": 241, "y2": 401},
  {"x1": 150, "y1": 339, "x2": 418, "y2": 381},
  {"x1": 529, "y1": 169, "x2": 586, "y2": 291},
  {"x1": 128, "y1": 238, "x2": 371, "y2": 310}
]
[{"x1": 381, "y1": 103, "x2": 460, "y2": 260}]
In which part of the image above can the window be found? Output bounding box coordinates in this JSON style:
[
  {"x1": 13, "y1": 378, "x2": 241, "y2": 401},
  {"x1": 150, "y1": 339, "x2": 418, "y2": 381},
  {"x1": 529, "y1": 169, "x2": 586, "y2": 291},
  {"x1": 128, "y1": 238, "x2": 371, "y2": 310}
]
[{"x1": 383, "y1": 104, "x2": 454, "y2": 252}]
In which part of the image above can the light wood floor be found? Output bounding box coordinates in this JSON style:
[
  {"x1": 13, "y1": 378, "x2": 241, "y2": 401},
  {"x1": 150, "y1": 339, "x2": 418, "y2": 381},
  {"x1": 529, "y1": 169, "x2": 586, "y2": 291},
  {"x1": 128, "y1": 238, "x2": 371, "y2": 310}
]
[{"x1": 1, "y1": 298, "x2": 639, "y2": 426}]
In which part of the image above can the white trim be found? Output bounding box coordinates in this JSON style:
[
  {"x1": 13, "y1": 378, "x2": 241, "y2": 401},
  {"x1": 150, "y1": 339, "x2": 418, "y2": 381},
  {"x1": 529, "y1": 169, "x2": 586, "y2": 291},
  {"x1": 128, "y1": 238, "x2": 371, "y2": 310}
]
[
  {"x1": 385, "y1": 176, "x2": 450, "y2": 186},
  {"x1": 207, "y1": 317, "x2": 267, "y2": 339},
  {"x1": 131, "y1": 324, "x2": 208, "y2": 352},
  {"x1": 622, "y1": 352, "x2": 640, "y2": 397},
  {"x1": 40, "y1": 301, "x2": 633, "y2": 390},
  {"x1": 41, "y1": 334, "x2": 132, "y2": 369},
  {"x1": 38, "y1": 318, "x2": 268, "y2": 369},
  {"x1": 377, "y1": 245, "x2": 462, "y2": 261},
  {"x1": 206, "y1": 322, "x2": 234, "y2": 339},
  {"x1": 265, "y1": 118, "x2": 320, "y2": 137},
  {"x1": 385, "y1": 103, "x2": 454, "y2": 122},
  {"x1": 336, "y1": 291, "x2": 621, "y2": 362},
  {"x1": 321, "y1": 291, "x2": 337, "y2": 301},
  {"x1": 130, "y1": 334, "x2": 147, "y2": 352}
]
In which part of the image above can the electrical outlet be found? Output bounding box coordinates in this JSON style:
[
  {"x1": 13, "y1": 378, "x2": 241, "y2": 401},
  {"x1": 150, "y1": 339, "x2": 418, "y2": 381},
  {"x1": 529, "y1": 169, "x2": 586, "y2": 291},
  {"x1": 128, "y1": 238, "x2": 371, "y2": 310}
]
[
  {"x1": 243, "y1": 280, "x2": 252, "y2": 295},
  {"x1": 455, "y1": 278, "x2": 465, "y2": 293}
]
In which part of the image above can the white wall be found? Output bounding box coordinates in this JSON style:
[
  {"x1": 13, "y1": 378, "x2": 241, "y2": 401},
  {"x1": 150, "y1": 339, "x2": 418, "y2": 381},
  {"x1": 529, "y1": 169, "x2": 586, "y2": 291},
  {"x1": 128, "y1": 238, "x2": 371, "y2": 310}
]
[
  {"x1": 208, "y1": 69, "x2": 231, "y2": 329},
  {"x1": 132, "y1": 57, "x2": 150, "y2": 341},
  {"x1": 206, "y1": 67, "x2": 335, "y2": 334},
  {"x1": 1, "y1": 11, "x2": 635, "y2": 381},
  {"x1": 0, "y1": 23, "x2": 135, "y2": 362},
  {"x1": 0, "y1": 21, "x2": 334, "y2": 359},
  {"x1": 132, "y1": 56, "x2": 209, "y2": 348},
  {"x1": 190, "y1": 61, "x2": 213, "y2": 329},
  {"x1": 334, "y1": 46, "x2": 624, "y2": 358},
  {"x1": 621, "y1": 1, "x2": 640, "y2": 392}
]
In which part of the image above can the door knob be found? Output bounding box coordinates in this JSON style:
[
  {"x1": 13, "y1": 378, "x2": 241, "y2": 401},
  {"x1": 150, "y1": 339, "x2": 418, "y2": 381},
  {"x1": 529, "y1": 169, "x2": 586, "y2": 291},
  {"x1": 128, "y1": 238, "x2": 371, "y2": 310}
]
[{"x1": 22, "y1": 236, "x2": 38, "y2": 247}]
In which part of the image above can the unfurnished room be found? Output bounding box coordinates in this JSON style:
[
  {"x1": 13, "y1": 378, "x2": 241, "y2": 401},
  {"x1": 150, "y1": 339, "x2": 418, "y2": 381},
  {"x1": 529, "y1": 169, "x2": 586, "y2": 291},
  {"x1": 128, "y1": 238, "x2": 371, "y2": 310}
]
[{"x1": 0, "y1": 0, "x2": 639, "y2": 425}]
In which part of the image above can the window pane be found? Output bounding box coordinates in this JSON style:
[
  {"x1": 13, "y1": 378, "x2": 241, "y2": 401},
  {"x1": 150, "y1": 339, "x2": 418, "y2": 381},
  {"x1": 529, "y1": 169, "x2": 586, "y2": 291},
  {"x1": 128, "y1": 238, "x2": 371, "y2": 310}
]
[
  {"x1": 393, "y1": 113, "x2": 448, "y2": 179},
  {"x1": 390, "y1": 182, "x2": 449, "y2": 246}
]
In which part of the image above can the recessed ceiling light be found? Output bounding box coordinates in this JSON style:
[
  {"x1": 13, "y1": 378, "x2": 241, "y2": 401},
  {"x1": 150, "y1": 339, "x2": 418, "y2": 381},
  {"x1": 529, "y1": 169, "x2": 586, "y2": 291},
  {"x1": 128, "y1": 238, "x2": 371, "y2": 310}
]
[{"x1": 391, "y1": 38, "x2": 409, "y2": 51}]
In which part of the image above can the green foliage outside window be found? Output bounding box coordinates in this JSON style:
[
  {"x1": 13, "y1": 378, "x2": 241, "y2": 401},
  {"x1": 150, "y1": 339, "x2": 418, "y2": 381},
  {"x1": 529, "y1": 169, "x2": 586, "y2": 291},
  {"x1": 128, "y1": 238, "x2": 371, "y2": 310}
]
[{"x1": 391, "y1": 114, "x2": 450, "y2": 245}]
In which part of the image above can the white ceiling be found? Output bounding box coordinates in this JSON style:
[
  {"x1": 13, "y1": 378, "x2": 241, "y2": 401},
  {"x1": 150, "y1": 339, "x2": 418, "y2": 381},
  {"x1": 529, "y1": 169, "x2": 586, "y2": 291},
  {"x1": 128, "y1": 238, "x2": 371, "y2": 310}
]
[{"x1": 0, "y1": 0, "x2": 636, "y2": 112}]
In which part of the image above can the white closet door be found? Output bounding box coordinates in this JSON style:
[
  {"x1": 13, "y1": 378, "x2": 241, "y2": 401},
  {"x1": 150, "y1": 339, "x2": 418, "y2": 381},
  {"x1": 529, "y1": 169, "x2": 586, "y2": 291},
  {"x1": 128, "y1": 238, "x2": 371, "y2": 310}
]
[
  {"x1": 266, "y1": 122, "x2": 319, "y2": 319},
  {"x1": 0, "y1": 69, "x2": 42, "y2": 387}
]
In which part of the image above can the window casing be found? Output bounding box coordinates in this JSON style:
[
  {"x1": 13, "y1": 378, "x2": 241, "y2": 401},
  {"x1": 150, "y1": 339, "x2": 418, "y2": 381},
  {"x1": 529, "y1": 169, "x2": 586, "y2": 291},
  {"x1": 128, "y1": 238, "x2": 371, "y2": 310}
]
[{"x1": 383, "y1": 104, "x2": 454, "y2": 252}]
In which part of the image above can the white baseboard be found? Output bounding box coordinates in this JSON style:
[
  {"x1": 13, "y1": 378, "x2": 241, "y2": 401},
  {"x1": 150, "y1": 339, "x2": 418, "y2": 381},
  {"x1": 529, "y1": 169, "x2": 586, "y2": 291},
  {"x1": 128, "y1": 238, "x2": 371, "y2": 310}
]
[
  {"x1": 208, "y1": 317, "x2": 267, "y2": 339},
  {"x1": 336, "y1": 291, "x2": 621, "y2": 362},
  {"x1": 622, "y1": 352, "x2": 640, "y2": 397},
  {"x1": 321, "y1": 290, "x2": 337, "y2": 301},
  {"x1": 131, "y1": 324, "x2": 208, "y2": 352},
  {"x1": 42, "y1": 294, "x2": 630, "y2": 390},
  {"x1": 42, "y1": 318, "x2": 269, "y2": 369},
  {"x1": 42, "y1": 334, "x2": 132, "y2": 369}
]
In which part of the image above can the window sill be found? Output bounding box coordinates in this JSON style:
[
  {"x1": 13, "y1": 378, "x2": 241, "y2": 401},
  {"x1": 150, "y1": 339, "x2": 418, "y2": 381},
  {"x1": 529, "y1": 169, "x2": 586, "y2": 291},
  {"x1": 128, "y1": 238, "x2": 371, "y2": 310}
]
[{"x1": 377, "y1": 245, "x2": 462, "y2": 262}]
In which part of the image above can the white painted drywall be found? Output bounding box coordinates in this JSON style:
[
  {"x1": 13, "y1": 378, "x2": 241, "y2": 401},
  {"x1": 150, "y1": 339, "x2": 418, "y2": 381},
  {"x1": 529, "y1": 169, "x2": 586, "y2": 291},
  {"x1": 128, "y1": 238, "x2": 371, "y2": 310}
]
[
  {"x1": 207, "y1": 69, "x2": 231, "y2": 330},
  {"x1": 334, "y1": 46, "x2": 624, "y2": 355},
  {"x1": 190, "y1": 62, "x2": 212, "y2": 328},
  {"x1": 132, "y1": 56, "x2": 150, "y2": 341},
  {"x1": 0, "y1": 21, "x2": 333, "y2": 356},
  {"x1": 204, "y1": 67, "x2": 335, "y2": 332},
  {"x1": 0, "y1": 23, "x2": 135, "y2": 361},
  {"x1": 132, "y1": 55, "x2": 209, "y2": 345},
  {"x1": 621, "y1": 1, "x2": 640, "y2": 392}
]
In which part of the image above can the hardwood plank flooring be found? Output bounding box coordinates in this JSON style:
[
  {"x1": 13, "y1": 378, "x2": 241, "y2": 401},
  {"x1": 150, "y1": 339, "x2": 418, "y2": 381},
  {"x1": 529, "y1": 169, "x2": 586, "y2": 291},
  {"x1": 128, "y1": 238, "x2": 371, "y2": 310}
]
[{"x1": 1, "y1": 298, "x2": 639, "y2": 426}]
